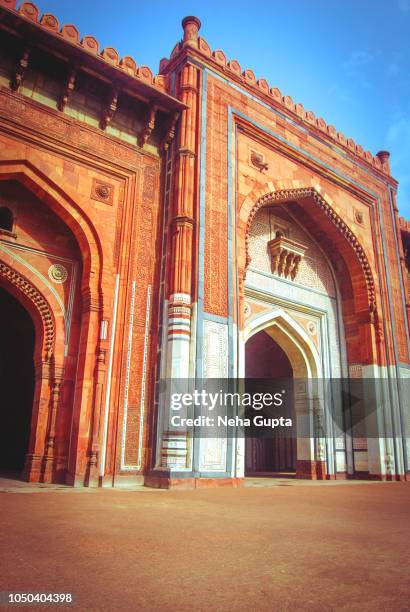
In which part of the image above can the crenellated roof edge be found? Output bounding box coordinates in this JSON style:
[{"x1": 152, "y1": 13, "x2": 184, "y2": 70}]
[
  {"x1": 161, "y1": 17, "x2": 394, "y2": 179},
  {"x1": 0, "y1": 0, "x2": 179, "y2": 104}
]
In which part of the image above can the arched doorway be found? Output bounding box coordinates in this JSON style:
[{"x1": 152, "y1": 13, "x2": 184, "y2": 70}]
[
  {"x1": 241, "y1": 307, "x2": 327, "y2": 479},
  {"x1": 0, "y1": 287, "x2": 35, "y2": 475},
  {"x1": 0, "y1": 165, "x2": 103, "y2": 486},
  {"x1": 245, "y1": 330, "x2": 296, "y2": 475}
]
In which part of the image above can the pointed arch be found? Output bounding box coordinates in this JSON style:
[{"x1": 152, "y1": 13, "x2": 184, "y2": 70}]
[
  {"x1": 243, "y1": 188, "x2": 376, "y2": 316},
  {"x1": 243, "y1": 308, "x2": 325, "y2": 478},
  {"x1": 244, "y1": 308, "x2": 321, "y2": 378},
  {"x1": 0, "y1": 158, "x2": 104, "y2": 484},
  {"x1": 0, "y1": 261, "x2": 55, "y2": 360},
  {"x1": 0, "y1": 159, "x2": 103, "y2": 307},
  {"x1": 238, "y1": 186, "x2": 380, "y2": 365},
  {"x1": 0, "y1": 262, "x2": 67, "y2": 483}
]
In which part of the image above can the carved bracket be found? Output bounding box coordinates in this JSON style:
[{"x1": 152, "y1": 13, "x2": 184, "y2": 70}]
[
  {"x1": 58, "y1": 62, "x2": 78, "y2": 112},
  {"x1": 171, "y1": 215, "x2": 195, "y2": 231},
  {"x1": 267, "y1": 231, "x2": 307, "y2": 280},
  {"x1": 100, "y1": 83, "x2": 120, "y2": 130},
  {"x1": 162, "y1": 111, "x2": 180, "y2": 152},
  {"x1": 10, "y1": 45, "x2": 30, "y2": 92},
  {"x1": 139, "y1": 103, "x2": 158, "y2": 146}
]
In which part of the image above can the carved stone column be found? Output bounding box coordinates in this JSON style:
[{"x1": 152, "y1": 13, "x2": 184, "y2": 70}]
[
  {"x1": 22, "y1": 357, "x2": 52, "y2": 482},
  {"x1": 86, "y1": 345, "x2": 107, "y2": 487},
  {"x1": 41, "y1": 372, "x2": 63, "y2": 482},
  {"x1": 390, "y1": 188, "x2": 410, "y2": 335},
  {"x1": 66, "y1": 285, "x2": 103, "y2": 486},
  {"x1": 154, "y1": 21, "x2": 201, "y2": 477}
]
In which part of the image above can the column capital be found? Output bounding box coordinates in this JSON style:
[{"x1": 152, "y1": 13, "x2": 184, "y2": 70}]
[
  {"x1": 171, "y1": 215, "x2": 195, "y2": 229},
  {"x1": 178, "y1": 147, "x2": 196, "y2": 159}
]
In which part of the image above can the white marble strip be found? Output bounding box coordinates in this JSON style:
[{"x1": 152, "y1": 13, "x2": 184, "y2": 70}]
[{"x1": 99, "y1": 273, "x2": 120, "y2": 478}]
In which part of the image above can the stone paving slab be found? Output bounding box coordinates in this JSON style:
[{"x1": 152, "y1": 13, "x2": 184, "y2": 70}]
[
  {"x1": 0, "y1": 475, "x2": 397, "y2": 493},
  {"x1": 0, "y1": 482, "x2": 409, "y2": 610}
]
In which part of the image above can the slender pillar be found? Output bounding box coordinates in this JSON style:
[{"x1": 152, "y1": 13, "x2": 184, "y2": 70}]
[
  {"x1": 41, "y1": 376, "x2": 62, "y2": 482},
  {"x1": 22, "y1": 358, "x2": 52, "y2": 482},
  {"x1": 66, "y1": 286, "x2": 102, "y2": 486},
  {"x1": 85, "y1": 344, "x2": 107, "y2": 486},
  {"x1": 154, "y1": 18, "x2": 201, "y2": 478}
]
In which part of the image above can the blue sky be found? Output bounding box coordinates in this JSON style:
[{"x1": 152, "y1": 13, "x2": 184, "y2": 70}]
[{"x1": 34, "y1": 0, "x2": 410, "y2": 216}]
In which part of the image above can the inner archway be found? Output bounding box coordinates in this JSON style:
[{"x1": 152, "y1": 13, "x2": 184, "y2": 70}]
[
  {"x1": 0, "y1": 287, "x2": 35, "y2": 475},
  {"x1": 245, "y1": 330, "x2": 296, "y2": 475}
]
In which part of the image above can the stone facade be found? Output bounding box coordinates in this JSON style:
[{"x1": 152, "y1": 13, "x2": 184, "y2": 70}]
[{"x1": 0, "y1": 2, "x2": 409, "y2": 488}]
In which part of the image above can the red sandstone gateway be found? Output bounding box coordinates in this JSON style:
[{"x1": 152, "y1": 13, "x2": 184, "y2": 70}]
[{"x1": 0, "y1": 2, "x2": 409, "y2": 488}]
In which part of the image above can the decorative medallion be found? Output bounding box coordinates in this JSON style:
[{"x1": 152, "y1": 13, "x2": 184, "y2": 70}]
[
  {"x1": 354, "y1": 209, "x2": 364, "y2": 225},
  {"x1": 307, "y1": 321, "x2": 317, "y2": 335},
  {"x1": 244, "y1": 302, "x2": 251, "y2": 318},
  {"x1": 48, "y1": 264, "x2": 68, "y2": 284},
  {"x1": 91, "y1": 179, "x2": 114, "y2": 205}
]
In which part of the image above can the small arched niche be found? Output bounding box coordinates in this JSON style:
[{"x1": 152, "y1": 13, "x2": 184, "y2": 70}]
[{"x1": 0, "y1": 207, "x2": 14, "y2": 233}]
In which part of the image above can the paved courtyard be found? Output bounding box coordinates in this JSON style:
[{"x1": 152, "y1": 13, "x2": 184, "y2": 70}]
[{"x1": 0, "y1": 478, "x2": 409, "y2": 611}]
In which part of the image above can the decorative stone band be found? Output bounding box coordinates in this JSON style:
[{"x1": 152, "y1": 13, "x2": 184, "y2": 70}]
[
  {"x1": 161, "y1": 430, "x2": 189, "y2": 469},
  {"x1": 168, "y1": 293, "x2": 192, "y2": 339},
  {"x1": 179, "y1": 83, "x2": 198, "y2": 94},
  {"x1": 170, "y1": 292, "x2": 191, "y2": 304},
  {"x1": 168, "y1": 306, "x2": 191, "y2": 336}
]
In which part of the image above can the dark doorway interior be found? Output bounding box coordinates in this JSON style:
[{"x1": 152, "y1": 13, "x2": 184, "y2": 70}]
[
  {"x1": 0, "y1": 287, "x2": 35, "y2": 475},
  {"x1": 245, "y1": 330, "x2": 296, "y2": 475}
]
